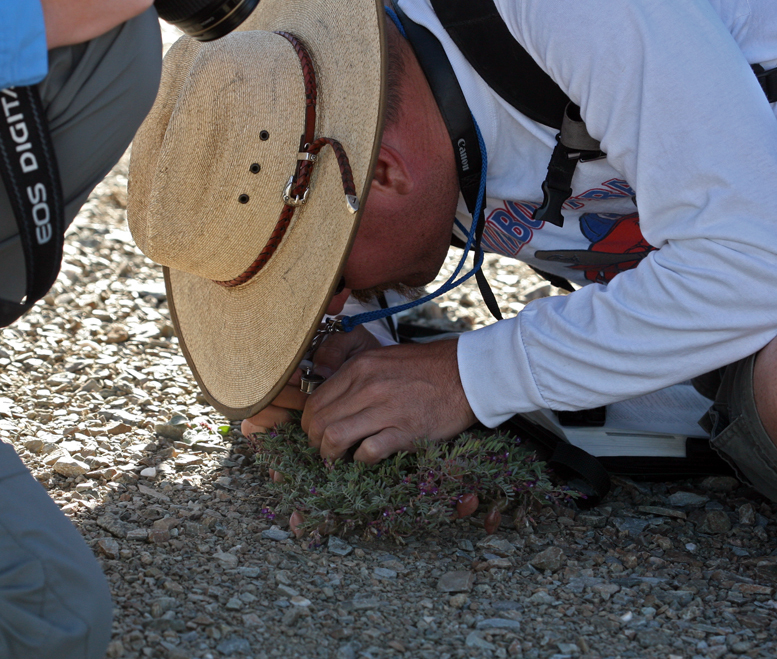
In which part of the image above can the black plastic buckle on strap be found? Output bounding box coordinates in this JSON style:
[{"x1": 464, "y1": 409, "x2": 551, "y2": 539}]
[
  {"x1": 0, "y1": 86, "x2": 64, "y2": 327},
  {"x1": 753, "y1": 64, "x2": 777, "y2": 104}
]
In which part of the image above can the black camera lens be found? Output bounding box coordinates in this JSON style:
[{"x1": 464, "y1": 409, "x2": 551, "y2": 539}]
[{"x1": 155, "y1": 0, "x2": 260, "y2": 42}]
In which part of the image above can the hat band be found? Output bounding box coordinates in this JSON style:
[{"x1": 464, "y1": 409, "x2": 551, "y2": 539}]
[{"x1": 213, "y1": 32, "x2": 359, "y2": 289}]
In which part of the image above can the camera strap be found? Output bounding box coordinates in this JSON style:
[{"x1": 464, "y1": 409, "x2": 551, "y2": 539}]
[{"x1": 0, "y1": 86, "x2": 65, "y2": 327}]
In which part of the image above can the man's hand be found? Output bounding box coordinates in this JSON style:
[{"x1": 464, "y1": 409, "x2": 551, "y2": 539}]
[
  {"x1": 241, "y1": 326, "x2": 382, "y2": 480},
  {"x1": 41, "y1": 0, "x2": 155, "y2": 49},
  {"x1": 302, "y1": 339, "x2": 477, "y2": 464}
]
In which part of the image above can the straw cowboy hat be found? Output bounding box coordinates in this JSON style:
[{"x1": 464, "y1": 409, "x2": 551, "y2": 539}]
[{"x1": 127, "y1": 0, "x2": 386, "y2": 419}]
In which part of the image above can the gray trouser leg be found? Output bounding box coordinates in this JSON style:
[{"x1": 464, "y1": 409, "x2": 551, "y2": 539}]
[
  {"x1": 0, "y1": 442, "x2": 112, "y2": 659},
  {"x1": 0, "y1": 7, "x2": 163, "y2": 302}
]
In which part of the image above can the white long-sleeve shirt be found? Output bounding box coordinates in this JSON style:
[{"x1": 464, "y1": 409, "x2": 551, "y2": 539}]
[{"x1": 396, "y1": 0, "x2": 777, "y2": 427}]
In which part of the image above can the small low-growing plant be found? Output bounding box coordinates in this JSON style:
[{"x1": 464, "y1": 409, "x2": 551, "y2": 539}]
[{"x1": 249, "y1": 416, "x2": 574, "y2": 542}]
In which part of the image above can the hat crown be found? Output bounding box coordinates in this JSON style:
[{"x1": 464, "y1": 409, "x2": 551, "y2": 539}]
[{"x1": 131, "y1": 32, "x2": 305, "y2": 282}]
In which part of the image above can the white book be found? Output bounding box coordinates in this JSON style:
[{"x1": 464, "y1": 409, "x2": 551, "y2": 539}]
[{"x1": 521, "y1": 383, "x2": 712, "y2": 458}]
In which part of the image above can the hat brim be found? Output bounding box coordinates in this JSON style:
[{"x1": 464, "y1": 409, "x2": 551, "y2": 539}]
[{"x1": 155, "y1": 0, "x2": 386, "y2": 419}]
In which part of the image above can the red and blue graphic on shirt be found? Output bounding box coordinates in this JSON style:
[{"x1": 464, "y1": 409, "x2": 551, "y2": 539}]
[{"x1": 482, "y1": 179, "x2": 655, "y2": 284}]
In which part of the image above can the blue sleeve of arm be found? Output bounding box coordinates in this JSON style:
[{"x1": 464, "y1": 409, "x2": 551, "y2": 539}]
[{"x1": 0, "y1": 0, "x2": 48, "y2": 89}]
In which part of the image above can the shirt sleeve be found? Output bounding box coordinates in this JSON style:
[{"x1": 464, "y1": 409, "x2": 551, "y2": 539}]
[
  {"x1": 0, "y1": 0, "x2": 48, "y2": 89},
  {"x1": 459, "y1": 0, "x2": 777, "y2": 426}
]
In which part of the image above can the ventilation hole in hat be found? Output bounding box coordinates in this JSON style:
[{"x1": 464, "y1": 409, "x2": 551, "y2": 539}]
[
  {"x1": 259, "y1": 131, "x2": 270, "y2": 141},
  {"x1": 238, "y1": 194, "x2": 250, "y2": 204},
  {"x1": 249, "y1": 163, "x2": 261, "y2": 174}
]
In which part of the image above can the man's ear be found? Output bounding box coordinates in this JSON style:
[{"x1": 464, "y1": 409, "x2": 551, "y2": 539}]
[{"x1": 370, "y1": 143, "x2": 414, "y2": 197}]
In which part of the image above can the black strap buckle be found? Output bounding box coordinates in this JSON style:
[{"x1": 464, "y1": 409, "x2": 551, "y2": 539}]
[{"x1": 752, "y1": 63, "x2": 777, "y2": 104}]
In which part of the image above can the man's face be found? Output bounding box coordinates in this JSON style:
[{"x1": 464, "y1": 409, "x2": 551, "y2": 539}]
[{"x1": 326, "y1": 185, "x2": 458, "y2": 315}]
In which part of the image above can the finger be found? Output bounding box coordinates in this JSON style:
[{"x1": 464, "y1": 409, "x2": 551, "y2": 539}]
[
  {"x1": 313, "y1": 409, "x2": 390, "y2": 461},
  {"x1": 241, "y1": 405, "x2": 294, "y2": 436},
  {"x1": 271, "y1": 382, "x2": 308, "y2": 410},
  {"x1": 352, "y1": 428, "x2": 418, "y2": 465},
  {"x1": 313, "y1": 326, "x2": 380, "y2": 378}
]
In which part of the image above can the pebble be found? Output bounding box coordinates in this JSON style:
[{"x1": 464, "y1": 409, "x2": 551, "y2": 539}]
[
  {"x1": 373, "y1": 567, "x2": 397, "y2": 579},
  {"x1": 97, "y1": 537, "x2": 120, "y2": 559},
  {"x1": 530, "y1": 547, "x2": 566, "y2": 572},
  {"x1": 327, "y1": 536, "x2": 353, "y2": 556},
  {"x1": 667, "y1": 491, "x2": 709, "y2": 507},
  {"x1": 698, "y1": 510, "x2": 732, "y2": 534},
  {"x1": 476, "y1": 618, "x2": 522, "y2": 631},
  {"x1": 449, "y1": 594, "x2": 468, "y2": 609},
  {"x1": 53, "y1": 456, "x2": 89, "y2": 478},
  {"x1": 262, "y1": 528, "x2": 290, "y2": 542},
  {"x1": 213, "y1": 551, "x2": 238, "y2": 569},
  {"x1": 700, "y1": 476, "x2": 740, "y2": 492},
  {"x1": 465, "y1": 632, "x2": 496, "y2": 651},
  {"x1": 216, "y1": 637, "x2": 251, "y2": 656},
  {"x1": 436, "y1": 570, "x2": 475, "y2": 593},
  {"x1": 477, "y1": 536, "x2": 515, "y2": 556}
]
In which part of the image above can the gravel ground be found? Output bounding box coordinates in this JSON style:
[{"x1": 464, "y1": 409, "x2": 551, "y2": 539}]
[{"x1": 1, "y1": 24, "x2": 776, "y2": 659}]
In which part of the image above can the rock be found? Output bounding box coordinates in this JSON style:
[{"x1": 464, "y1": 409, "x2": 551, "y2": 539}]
[
  {"x1": 697, "y1": 510, "x2": 732, "y2": 534},
  {"x1": 465, "y1": 632, "x2": 496, "y2": 651},
  {"x1": 738, "y1": 503, "x2": 756, "y2": 525},
  {"x1": 148, "y1": 529, "x2": 170, "y2": 544},
  {"x1": 24, "y1": 438, "x2": 46, "y2": 454},
  {"x1": 225, "y1": 597, "x2": 242, "y2": 611},
  {"x1": 700, "y1": 476, "x2": 740, "y2": 493},
  {"x1": 174, "y1": 454, "x2": 202, "y2": 470},
  {"x1": 557, "y1": 642, "x2": 581, "y2": 655},
  {"x1": 530, "y1": 547, "x2": 566, "y2": 572},
  {"x1": 638, "y1": 505, "x2": 687, "y2": 519},
  {"x1": 96, "y1": 514, "x2": 128, "y2": 539},
  {"x1": 373, "y1": 567, "x2": 397, "y2": 579},
  {"x1": 278, "y1": 585, "x2": 299, "y2": 598},
  {"x1": 262, "y1": 528, "x2": 290, "y2": 542},
  {"x1": 436, "y1": 571, "x2": 475, "y2": 593},
  {"x1": 237, "y1": 567, "x2": 261, "y2": 578},
  {"x1": 291, "y1": 596, "x2": 311, "y2": 607},
  {"x1": 151, "y1": 597, "x2": 177, "y2": 618},
  {"x1": 528, "y1": 591, "x2": 555, "y2": 605},
  {"x1": 611, "y1": 517, "x2": 650, "y2": 536},
  {"x1": 667, "y1": 491, "x2": 709, "y2": 507},
  {"x1": 477, "y1": 536, "x2": 515, "y2": 556},
  {"x1": 577, "y1": 513, "x2": 607, "y2": 528},
  {"x1": 155, "y1": 422, "x2": 187, "y2": 441},
  {"x1": 140, "y1": 467, "x2": 157, "y2": 479},
  {"x1": 126, "y1": 529, "x2": 149, "y2": 542},
  {"x1": 216, "y1": 637, "x2": 251, "y2": 656},
  {"x1": 476, "y1": 618, "x2": 522, "y2": 631},
  {"x1": 96, "y1": 537, "x2": 120, "y2": 559},
  {"x1": 449, "y1": 594, "x2": 468, "y2": 609},
  {"x1": 457, "y1": 539, "x2": 474, "y2": 552},
  {"x1": 105, "y1": 325, "x2": 129, "y2": 343},
  {"x1": 214, "y1": 551, "x2": 239, "y2": 569},
  {"x1": 327, "y1": 536, "x2": 353, "y2": 556},
  {"x1": 137, "y1": 484, "x2": 171, "y2": 502},
  {"x1": 106, "y1": 422, "x2": 132, "y2": 435},
  {"x1": 592, "y1": 583, "x2": 621, "y2": 600},
  {"x1": 53, "y1": 456, "x2": 89, "y2": 478},
  {"x1": 153, "y1": 517, "x2": 179, "y2": 532}
]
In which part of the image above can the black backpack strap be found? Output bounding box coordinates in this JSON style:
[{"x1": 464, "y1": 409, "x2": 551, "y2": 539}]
[
  {"x1": 0, "y1": 86, "x2": 65, "y2": 327},
  {"x1": 429, "y1": 0, "x2": 568, "y2": 129},
  {"x1": 428, "y1": 0, "x2": 601, "y2": 229},
  {"x1": 500, "y1": 413, "x2": 610, "y2": 507}
]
